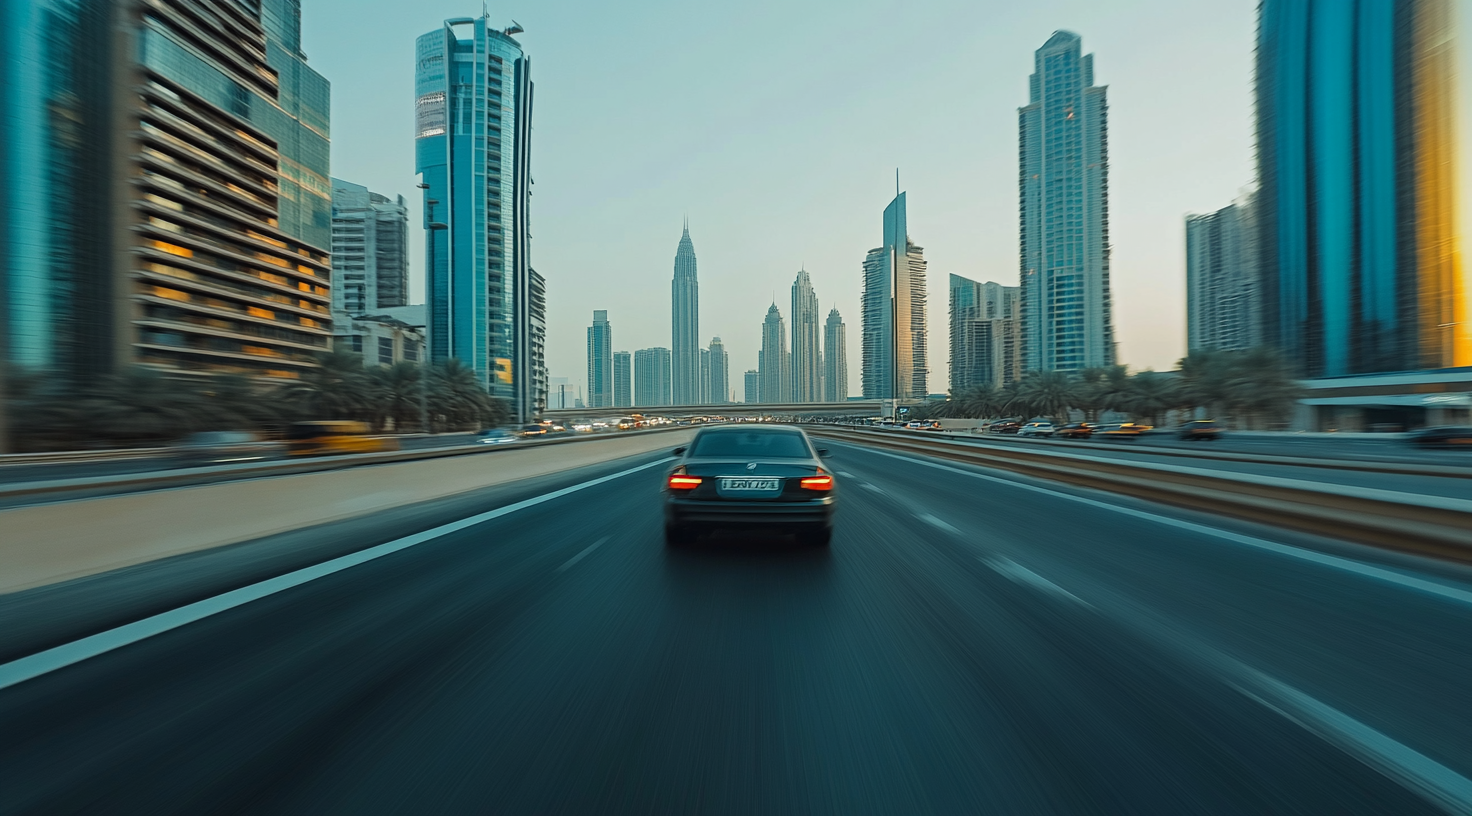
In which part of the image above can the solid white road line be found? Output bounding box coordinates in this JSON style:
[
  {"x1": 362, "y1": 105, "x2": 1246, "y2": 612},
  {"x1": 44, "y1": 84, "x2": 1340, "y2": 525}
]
[
  {"x1": 0, "y1": 458, "x2": 673, "y2": 693},
  {"x1": 845, "y1": 443, "x2": 1472, "y2": 608},
  {"x1": 917, "y1": 513, "x2": 962, "y2": 536},
  {"x1": 860, "y1": 483, "x2": 884, "y2": 494},
  {"x1": 557, "y1": 536, "x2": 610, "y2": 572}
]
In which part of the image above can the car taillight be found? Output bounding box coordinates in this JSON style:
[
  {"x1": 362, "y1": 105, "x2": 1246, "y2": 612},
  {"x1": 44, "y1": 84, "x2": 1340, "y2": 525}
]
[
  {"x1": 799, "y1": 474, "x2": 834, "y2": 491},
  {"x1": 667, "y1": 474, "x2": 702, "y2": 490}
]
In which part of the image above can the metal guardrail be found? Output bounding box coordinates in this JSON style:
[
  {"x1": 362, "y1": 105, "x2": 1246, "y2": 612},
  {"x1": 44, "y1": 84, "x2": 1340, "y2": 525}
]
[
  {"x1": 0, "y1": 427, "x2": 690, "y2": 507},
  {"x1": 808, "y1": 427, "x2": 1472, "y2": 563},
  {"x1": 0, "y1": 447, "x2": 172, "y2": 467},
  {"x1": 819, "y1": 425, "x2": 1472, "y2": 479}
]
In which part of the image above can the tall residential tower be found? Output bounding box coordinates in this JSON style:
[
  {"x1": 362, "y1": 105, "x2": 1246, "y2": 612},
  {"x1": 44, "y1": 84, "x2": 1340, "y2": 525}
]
[
  {"x1": 950, "y1": 275, "x2": 1022, "y2": 391},
  {"x1": 1019, "y1": 31, "x2": 1115, "y2": 372},
  {"x1": 415, "y1": 14, "x2": 540, "y2": 420},
  {"x1": 759, "y1": 304, "x2": 789, "y2": 404},
  {"x1": 1186, "y1": 195, "x2": 1261, "y2": 353},
  {"x1": 823, "y1": 308, "x2": 848, "y2": 402},
  {"x1": 790, "y1": 269, "x2": 822, "y2": 402},
  {"x1": 860, "y1": 191, "x2": 928, "y2": 398},
  {"x1": 330, "y1": 179, "x2": 409, "y2": 317},
  {"x1": 587, "y1": 310, "x2": 613, "y2": 408}
]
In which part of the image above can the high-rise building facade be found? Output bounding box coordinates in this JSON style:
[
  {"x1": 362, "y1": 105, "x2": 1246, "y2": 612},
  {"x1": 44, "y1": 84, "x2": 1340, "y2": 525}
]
[
  {"x1": 951, "y1": 275, "x2": 1022, "y2": 391},
  {"x1": 415, "y1": 14, "x2": 540, "y2": 420},
  {"x1": 3, "y1": 0, "x2": 334, "y2": 383},
  {"x1": 634, "y1": 347, "x2": 672, "y2": 407},
  {"x1": 671, "y1": 222, "x2": 700, "y2": 404},
  {"x1": 860, "y1": 192, "x2": 928, "y2": 398},
  {"x1": 707, "y1": 337, "x2": 730, "y2": 404},
  {"x1": 1186, "y1": 196, "x2": 1262, "y2": 353},
  {"x1": 587, "y1": 310, "x2": 613, "y2": 408},
  {"x1": 790, "y1": 269, "x2": 822, "y2": 403},
  {"x1": 759, "y1": 304, "x2": 790, "y2": 404},
  {"x1": 612, "y1": 351, "x2": 632, "y2": 408},
  {"x1": 1256, "y1": 0, "x2": 1466, "y2": 376},
  {"x1": 823, "y1": 308, "x2": 848, "y2": 402},
  {"x1": 744, "y1": 370, "x2": 760, "y2": 404},
  {"x1": 700, "y1": 348, "x2": 711, "y2": 403},
  {"x1": 330, "y1": 179, "x2": 409, "y2": 317},
  {"x1": 1019, "y1": 31, "x2": 1116, "y2": 373}
]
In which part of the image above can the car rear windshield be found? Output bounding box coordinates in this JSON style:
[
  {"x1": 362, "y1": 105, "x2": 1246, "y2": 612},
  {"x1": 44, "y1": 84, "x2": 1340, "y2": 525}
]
[{"x1": 689, "y1": 431, "x2": 812, "y2": 459}]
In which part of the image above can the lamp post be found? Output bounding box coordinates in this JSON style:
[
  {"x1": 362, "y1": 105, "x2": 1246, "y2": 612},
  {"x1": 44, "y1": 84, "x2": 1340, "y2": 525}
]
[{"x1": 416, "y1": 182, "x2": 449, "y2": 433}]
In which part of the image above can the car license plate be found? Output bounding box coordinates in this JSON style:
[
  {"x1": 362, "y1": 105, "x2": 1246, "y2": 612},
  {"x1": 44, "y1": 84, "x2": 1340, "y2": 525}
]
[{"x1": 719, "y1": 477, "x2": 781, "y2": 491}]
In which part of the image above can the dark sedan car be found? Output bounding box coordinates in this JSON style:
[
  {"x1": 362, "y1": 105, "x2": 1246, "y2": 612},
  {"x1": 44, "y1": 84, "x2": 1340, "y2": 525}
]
[
  {"x1": 1178, "y1": 419, "x2": 1223, "y2": 441},
  {"x1": 664, "y1": 425, "x2": 836, "y2": 546},
  {"x1": 1407, "y1": 426, "x2": 1472, "y2": 449}
]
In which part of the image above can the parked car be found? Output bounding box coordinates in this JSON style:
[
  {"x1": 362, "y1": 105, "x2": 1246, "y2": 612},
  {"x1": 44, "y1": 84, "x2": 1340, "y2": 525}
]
[
  {"x1": 172, "y1": 431, "x2": 282, "y2": 466},
  {"x1": 1018, "y1": 421, "x2": 1055, "y2": 438},
  {"x1": 1178, "y1": 419, "x2": 1223, "y2": 441},
  {"x1": 1053, "y1": 422, "x2": 1093, "y2": 440},
  {"x1": 1094, "y1": 422, "x2": 1152, "y2": 440},
  {"x1": 476, "y1": 428, "x2": 517, "y2": 445},
  {"x1": 1406, "y1": 426, "x2": 1472, "y2": 449}
]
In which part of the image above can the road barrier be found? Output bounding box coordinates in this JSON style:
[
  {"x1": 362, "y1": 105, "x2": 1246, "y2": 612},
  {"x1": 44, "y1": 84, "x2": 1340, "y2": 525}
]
[{"x1": 809, "y1": 427, "x2": 1472, "y2": 563}]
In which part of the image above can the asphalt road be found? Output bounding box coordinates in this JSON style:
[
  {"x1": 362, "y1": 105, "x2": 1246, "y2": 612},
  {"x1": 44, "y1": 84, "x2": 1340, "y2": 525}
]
[{"x1": 2, "y1": 440, "x2": 1471, "y2": 814}]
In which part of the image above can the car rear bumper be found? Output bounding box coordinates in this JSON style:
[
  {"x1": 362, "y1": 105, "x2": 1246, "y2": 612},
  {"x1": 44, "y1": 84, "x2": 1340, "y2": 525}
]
[{"x1": 666, "y1": 496, "x2": 835, "y2": 527}]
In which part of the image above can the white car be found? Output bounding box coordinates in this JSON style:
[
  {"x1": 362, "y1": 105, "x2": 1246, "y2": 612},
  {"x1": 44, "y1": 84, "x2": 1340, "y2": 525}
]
[{"x1": 1017, "y1": 421, "x2": 1055, "y2": 438}]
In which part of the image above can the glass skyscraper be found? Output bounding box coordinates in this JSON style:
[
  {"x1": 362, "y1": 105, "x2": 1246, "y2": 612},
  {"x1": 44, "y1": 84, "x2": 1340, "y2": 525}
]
[
  {"x1": 789, "y1": 269, "x2": 821, "y2": 403},
  {"x1": 1018, "y1": 31, "x2": 1115, "y2": 373},
  {"x1": 823, "y1": 308, "x2": 848, "y2": 402},
  {"x1": 1256, "y1": 0, "x2": 1466, "y2": 377},
  {"x1": 4, "y1": 0, "x2": 333, "y2": 382},
  {"x1": 587, "y1": 310, "x2": 613, "y2": 408},
  {"x1": 1186, "y1": 195, "x2": 1261, "y2": 354},
  {"x1": 415, "y1": 14, "x2": 540, "y2": 420},
  {"x1": 671, "y1": 223, "x2": 700, "y2": 405},
  {"x1": 860, "y1": 192, "x2": 928, "y2": 399}
]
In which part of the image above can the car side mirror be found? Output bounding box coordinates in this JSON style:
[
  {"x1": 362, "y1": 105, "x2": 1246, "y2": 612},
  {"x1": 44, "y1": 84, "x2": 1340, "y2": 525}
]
[
  {"x1": 817, "y1": 448, "x2": 831, "y2": 458},
  {"x1": 672, "y1": 446, "x2": 687, "y2": 455}
]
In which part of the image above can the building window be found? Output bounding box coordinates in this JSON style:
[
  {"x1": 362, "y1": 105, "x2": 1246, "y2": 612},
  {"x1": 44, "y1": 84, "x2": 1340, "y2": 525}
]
[
  {"x1": 350, "y1": 335, "x2": 363, "y2": 354},
  {"x1": 379, "y1": 336, "x2": 394, "y2": 366},
  {"x1": 404, "y1": 340, "x2": 419, "y2": 362}
]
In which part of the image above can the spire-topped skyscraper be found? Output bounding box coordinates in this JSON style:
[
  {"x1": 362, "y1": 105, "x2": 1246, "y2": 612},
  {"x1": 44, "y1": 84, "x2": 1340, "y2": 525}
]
[
  {"x1": 671, "y1": 221, "x2": 700, "y2": 404},
  {"x1": 790, "y1": 269, "x2": 822, "y2": 403}
]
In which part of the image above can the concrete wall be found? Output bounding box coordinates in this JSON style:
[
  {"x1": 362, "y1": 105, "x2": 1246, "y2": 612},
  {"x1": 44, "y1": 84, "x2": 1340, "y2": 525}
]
[{"x1": 1, "y1": 431, "x2": 694, "y2": 594}]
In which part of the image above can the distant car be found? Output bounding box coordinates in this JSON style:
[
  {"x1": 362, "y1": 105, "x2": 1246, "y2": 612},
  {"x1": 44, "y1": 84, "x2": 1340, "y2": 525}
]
[
  {"x1": 1406, "y1": 426, "x2": 1472, "y2": 449},
  {"x1": 476, "y1": 428, "x2": 517, "y2": 445},
  {"x1": 519, "y1": 424, "x2": 547, "y2": 438},
  {"x1": 664, "y1": 425, "x2": 836, "y2": 547},
  {"x1": 1178, "y1": 419, "x2": 1223, "y2": 441},
  {"x1": 988, "y1": 421, "x2": 1021, "y2": 435},
  {"x1": 1053, "y1": 422, "x2": 1093, "y2": 439},
  {"x1": 1018, "y1": 421, "x2": 1055, "y2": 438},
  {"x1": 1094, "y1": 422, "x2": 1152, "y2": 440},
  {"x1": 172, "y1": 431, "x2": 282, "y2": 466},
  {"x1": 286, "y1": 421, "x2": 400, "y2": 456}
]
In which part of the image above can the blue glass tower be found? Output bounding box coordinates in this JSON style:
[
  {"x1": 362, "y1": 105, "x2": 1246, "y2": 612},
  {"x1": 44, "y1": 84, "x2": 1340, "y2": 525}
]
[
  {"x1": 1257, "y1": 0, "x2": 1466, "y2": 376},
  {"x1": 415, "y1": 15, "x2": 538, "y2": 421}
]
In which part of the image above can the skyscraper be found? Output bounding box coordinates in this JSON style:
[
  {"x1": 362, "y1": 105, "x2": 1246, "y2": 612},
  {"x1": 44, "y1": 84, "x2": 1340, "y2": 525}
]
[
  {"x1": 613, "y1": 351, "x2": 633, "y2": 408},
  {"x1": 1186, "y1": 195, "x2": 1262, "y2": 353},
  {"x1": 823, "y1": 308, "x2": 848, "y2": 402},
  {"x1": 415, "y1": 13, "x2": 539, "y2": 420},
  {"x1": 700, "y1": 349, "x2": 711, "y2": 403},
  {"x1": 707, "y1": 337, "x2": 730, "y2": 404},
  {"x1": 744, "y1": 370, "x2": 761, "y2": 404},
  {"x1": 671, "y1": 222, "x2": 700, "y2": 404},
  {"x1": 587, "y1": 310, "x2": 613, "y2": 408},
  {"x1": 790, "y1": 269, "x2": 822, "y2": 403},
  {"x1": 759, "y1": 304, "x2": 790, "y2": 404},
  {"x1": 331, "y1": 179, "x2": 409, "y2": 317},
  {"x1": 4, "y1": 0, "x2": 333, "y2": 383},
  {"x1": 634, "y1": 347, "x2": 672, "y2": 407},
  {"x1": 950, "y1": 275, "x2": 1022, "y2": 391},
  {"x1": 1019, "y1": 31, "x2": 1116, "y2": 373},
  {"x1": 1256, "y1": 0, "x2": 1466, "y2": 375},
  {"x1": 861, "y1": 191, "x2": 928, "y2": 398}
]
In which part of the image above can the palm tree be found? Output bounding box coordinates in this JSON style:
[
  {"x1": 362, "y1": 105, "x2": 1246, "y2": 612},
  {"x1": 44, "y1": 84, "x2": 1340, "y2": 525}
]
[
  {"x1": 1070, "y1": 368, "x2": 1110, "y2": 422},
  {"x1": 81, "y1": 367, "x2": 210, "y2": 445},
  {"x1": 282, "y1": 349, "x2": 374, "y2": 421},
  {"x1": 1119, "y1": 370, "x2": 1183, "y2": 426},
  {"x1": 428, "y1": 358, "x2": 508, "y2": 430},
  {"x1": 367, "y1": 362, "x2": 426, "y2": 431},
  {"x1": 1228, "y1": 346, "x2": 1302, "y2": 429},
  {"x1": 1008, "y1": 370, "x2": 1077, "y2": 422},
  {"x1": 954, "y1": 384, "x2": 1004, "y2": 419}
]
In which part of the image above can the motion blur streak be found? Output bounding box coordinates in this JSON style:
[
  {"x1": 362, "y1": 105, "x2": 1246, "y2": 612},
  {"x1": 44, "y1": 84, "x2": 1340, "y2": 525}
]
[
  {"x1": 0, "y1": 458, "x2": 671, "y2": 693},
  {"x1": 1, "y1": 442, "x2": 1470, "y2": 813}
]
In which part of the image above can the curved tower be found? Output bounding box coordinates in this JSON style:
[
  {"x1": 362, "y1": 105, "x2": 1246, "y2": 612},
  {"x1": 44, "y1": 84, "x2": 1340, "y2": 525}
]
[{"x1": 671, "y1": 222, "x2": 700, "y2": 404}]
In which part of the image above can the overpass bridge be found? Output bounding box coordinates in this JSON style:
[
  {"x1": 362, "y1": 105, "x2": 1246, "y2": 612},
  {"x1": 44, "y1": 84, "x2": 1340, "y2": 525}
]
[{"x1": 541, "y1": 400, "x2": 916, "y2": 421}]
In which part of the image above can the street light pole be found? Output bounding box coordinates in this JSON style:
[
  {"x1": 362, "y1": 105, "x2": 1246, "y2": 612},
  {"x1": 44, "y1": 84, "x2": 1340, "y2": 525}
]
[{"x1": 416, "y1": 182, "x2": 449, "y2": 433}]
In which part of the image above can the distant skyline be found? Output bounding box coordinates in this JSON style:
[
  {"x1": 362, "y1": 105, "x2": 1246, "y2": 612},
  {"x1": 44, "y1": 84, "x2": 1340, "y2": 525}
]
[{"x1": 305, "y1": 0, "x2": 1472, "y2": 402}]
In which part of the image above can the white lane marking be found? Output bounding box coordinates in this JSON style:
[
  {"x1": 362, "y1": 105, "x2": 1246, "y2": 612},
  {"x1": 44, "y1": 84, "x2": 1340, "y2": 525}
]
[
  {"x1": 860, "y1": 483, "x2": 884, "y2": 494},
  {"x1": 1233, "y1": 669, "x2": 1472, "y2": 816},
  {"x1": 982, "y1": 556, "x2": 1093, "y2": 609},
  {"x1": 0, "y1": 458, "x2": 674, "y2": 693},
  {"x1": 557, "y1": 536, "x2": 609, "y2": 572},
  {"x1": 918, "y1": 513, "x2": 962, "y2": 536},
  {"x1": 846, "y1": 444, "x2": 1472, "y2": 608},
  {"x1": 836, "y1": 471, "x2": 856, "y2": 478}
]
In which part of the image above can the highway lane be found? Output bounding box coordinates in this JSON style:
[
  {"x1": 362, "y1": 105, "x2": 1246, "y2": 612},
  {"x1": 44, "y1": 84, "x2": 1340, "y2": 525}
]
[{"x1": 2, "y1": 441, "x2": 1471, "y2": 814}]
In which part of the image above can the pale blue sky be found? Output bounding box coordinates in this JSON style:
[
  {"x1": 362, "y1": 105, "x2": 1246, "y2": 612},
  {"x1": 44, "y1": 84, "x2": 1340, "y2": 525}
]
[{"x1": 305, "y1": 0, "x2": 1471, "y2": 401}]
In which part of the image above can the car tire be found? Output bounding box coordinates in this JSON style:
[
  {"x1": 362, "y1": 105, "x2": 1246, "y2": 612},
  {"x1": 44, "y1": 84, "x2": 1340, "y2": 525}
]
[{"x1": 665, "y1": 524, "x2": 696, "y2": 547}]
